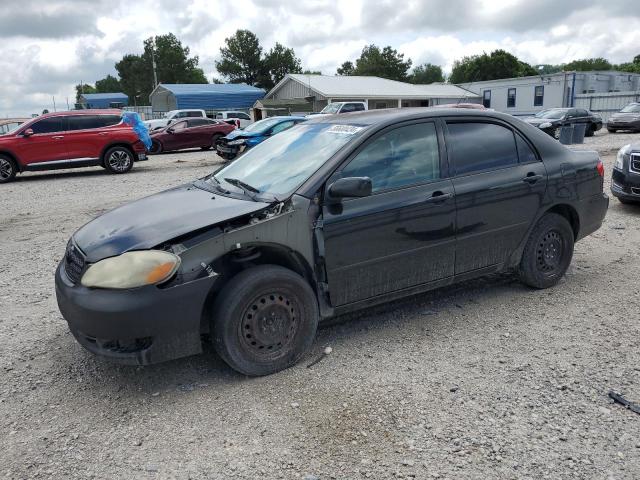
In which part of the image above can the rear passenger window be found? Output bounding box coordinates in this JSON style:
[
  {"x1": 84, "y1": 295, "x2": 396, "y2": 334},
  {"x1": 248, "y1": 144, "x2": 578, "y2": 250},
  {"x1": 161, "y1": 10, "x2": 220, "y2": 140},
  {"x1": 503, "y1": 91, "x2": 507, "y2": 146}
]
[
  {"x1": 515, "y1": 133, "x2": 538, "y2": 163},
  {"x1": 31, "y1": 117, "x2": 65, "y2": 134},
  {"x1": 68, "y1": 115, "x2": 121, "y2": 130},
  {"x1": 341, "y1": 122, "x2": 440, "y2": 193},
  {"x1": 447, "y1": 122, "x2": 518, "y2": 175}
]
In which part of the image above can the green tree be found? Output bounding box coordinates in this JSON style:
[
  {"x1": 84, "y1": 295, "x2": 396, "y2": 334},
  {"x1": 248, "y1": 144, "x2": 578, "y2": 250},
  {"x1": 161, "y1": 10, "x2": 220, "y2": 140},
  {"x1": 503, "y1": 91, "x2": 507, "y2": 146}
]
[
  {"x1": 263, "y1": 42, "x2": 302, "y2": 89},
  {"x1": 563, "y1": 57, "x2": 612, "y2": 71},
  {"x1": 450, "y1": 50, "x2": 537, "y2": 83},
  {"x1": 116, "y1": 33, "x2": 206, "y2": 103},
  {"x1": 302, "y1": 69, "x2": 322, "y2": 75},
  {"x1": 95, "y1": 74, "x2": 122, "y2": 93},
  {"x1": 336, "y1": 61, "x2": 355, "y2": 76},
  {"x1": 346, "y1": 45, "x2": 412, "y2": 81},
  {"x1": 74, "y1": 83, "x2": 96, "y2": 102},
  {"x1": 215, "y1": 29, "x2": 265, "y2": 86},
  {"x1": 408, "y1": 63, "x2": 444, "y2": 84}
]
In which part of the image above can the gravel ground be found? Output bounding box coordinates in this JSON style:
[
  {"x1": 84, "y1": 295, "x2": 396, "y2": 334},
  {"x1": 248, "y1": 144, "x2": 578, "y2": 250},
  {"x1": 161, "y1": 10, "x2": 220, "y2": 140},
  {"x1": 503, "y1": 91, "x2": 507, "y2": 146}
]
[{"x1": 1, "y1": 132, "x2": 640, "y2": 479}]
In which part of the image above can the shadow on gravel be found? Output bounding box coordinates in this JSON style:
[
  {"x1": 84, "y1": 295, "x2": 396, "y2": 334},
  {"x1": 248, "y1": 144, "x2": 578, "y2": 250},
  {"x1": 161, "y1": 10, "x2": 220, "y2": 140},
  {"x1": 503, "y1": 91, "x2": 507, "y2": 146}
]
[{"x1": 52, "y1": 271, "x2": 528, "y2": 404}]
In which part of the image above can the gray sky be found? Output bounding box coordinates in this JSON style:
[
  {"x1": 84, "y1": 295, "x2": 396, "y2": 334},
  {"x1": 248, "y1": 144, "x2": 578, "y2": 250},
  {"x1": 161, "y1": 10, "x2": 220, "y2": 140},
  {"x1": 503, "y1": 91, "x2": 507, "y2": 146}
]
[{"x1": 2, "y1": 0, "x2": 639, "y2": 116}]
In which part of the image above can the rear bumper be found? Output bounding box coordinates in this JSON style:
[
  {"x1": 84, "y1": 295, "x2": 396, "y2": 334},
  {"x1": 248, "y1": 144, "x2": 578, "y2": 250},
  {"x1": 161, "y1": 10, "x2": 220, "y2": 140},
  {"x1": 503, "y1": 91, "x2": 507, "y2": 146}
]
[
  {"x1": 575, "y1": 192, "x2": 609, "y2": 241},
  {"x1": 55, "y1": 261, "x2": 218, "y2": 365}
]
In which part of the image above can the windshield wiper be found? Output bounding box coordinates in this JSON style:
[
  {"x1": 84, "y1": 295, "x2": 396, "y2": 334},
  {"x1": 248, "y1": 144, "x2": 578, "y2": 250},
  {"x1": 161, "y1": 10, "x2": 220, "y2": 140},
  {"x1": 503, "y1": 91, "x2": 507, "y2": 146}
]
[{"x1": 224, "y1": 177, "x2": 261, "y2": 199}]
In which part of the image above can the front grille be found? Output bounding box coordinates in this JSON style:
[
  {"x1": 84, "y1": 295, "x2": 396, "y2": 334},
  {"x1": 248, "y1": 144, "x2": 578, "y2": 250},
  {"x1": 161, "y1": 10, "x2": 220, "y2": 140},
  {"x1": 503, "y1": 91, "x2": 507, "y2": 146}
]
[
  {"x1": 631, "y1": 154, "x2": 640, "y2": 174},
  {"x1": 64, "y1": 241, "x2": 86, "y2": 284},
  {"x1": 631, "y1": 187, "x2": 640, "y2": 195}
]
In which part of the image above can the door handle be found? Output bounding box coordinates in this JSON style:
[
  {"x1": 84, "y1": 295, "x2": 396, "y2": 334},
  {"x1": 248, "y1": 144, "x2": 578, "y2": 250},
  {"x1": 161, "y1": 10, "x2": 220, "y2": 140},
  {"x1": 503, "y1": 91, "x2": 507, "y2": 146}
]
[
  {"x1": 52, "y1": 136, "x2": 64, "y2": 140},
  {"x1": 522, "y1": 174, "x2": 543, "y2": 184},
  {"x1": 425, "y1": 191, "x2": 453, "y2": 204}
]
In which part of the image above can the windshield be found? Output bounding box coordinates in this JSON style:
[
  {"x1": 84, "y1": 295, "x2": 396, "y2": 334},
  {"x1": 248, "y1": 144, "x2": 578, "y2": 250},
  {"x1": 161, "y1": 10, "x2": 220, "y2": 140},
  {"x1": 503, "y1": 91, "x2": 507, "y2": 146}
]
[
  {"x1": 534, "y1": 109, "x2": 566, "y2": 119},
  {"x1": 1, "y1": 121, "x2": 27, "y2": 135},
  {"x1": 620, "y1": 104, "x2": 640, "y2": 113},
  {"x1": 320, "y1": 103, "x2": 341, "y2": 114},
  {"x1": 211, "y1": 123, "x2": 364, "y2": 199},
  {"x1": 243, "y1": 117, "x2": 285, "y2": 133}
]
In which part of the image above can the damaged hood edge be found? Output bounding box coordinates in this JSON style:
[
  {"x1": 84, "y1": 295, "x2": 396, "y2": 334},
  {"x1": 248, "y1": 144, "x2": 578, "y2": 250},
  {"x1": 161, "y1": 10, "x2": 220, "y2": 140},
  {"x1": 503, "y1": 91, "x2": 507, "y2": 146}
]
[{"x1": 73, "y1": 183, "x2": 270, "y2": 263}]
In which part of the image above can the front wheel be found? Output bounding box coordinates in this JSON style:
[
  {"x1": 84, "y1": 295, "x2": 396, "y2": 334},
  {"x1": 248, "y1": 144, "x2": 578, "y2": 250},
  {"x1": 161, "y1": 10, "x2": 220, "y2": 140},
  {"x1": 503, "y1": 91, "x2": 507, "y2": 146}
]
[
  {"x1": 518, "y1": 213, "x2": 574, "y2": 289},
  {"x1": 103, "y1": 146, "x2": 134, "y2": 174},
  {"x1": 211, "y1": 265, "x2": 319, "y2": 376},
  {"x1": 0, "y1": 155, "x2": 17, "y2": 183},
  {"x1": 149, "y1": 140, "x2": 163, "y2": 154}
]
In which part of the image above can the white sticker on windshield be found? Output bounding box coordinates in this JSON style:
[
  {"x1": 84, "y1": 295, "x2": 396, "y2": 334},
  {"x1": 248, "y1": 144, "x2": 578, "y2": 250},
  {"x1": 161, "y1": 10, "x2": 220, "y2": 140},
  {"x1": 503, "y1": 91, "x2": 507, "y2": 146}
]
[{"x1": 326, "y1": 125, "x2": 364, "y2": 135}]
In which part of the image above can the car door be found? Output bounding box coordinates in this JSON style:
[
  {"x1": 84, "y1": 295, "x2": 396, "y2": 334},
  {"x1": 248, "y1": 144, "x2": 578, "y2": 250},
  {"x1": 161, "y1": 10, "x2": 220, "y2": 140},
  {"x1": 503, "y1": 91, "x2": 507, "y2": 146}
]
[
  {"x1": 322, "y1": 120, "x2": 456, "y2": 306},
  {"x1": 185, "y1": 118, "x2": 213, "y2": 146},
  {"x1": 12, "y1": 116, "x2": 69, "y2": 166},
  {"x1": 65, "y1": 114, "x2": 121, "y2": 160},
  {"x1": 445, "y1": 120, "x2": 547, "y2": 274},
  {"x1": 163, "y1": 121, "x2": 188, "y2": 149}
]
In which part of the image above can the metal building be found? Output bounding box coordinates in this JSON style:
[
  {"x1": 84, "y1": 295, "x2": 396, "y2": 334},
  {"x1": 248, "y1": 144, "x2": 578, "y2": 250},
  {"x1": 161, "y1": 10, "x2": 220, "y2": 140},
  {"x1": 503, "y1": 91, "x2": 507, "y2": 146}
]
[
  {"x1": 150, "y1": 83, "x2": 265, "y2": 113},
  {"x1": 265, "y1": 74, "x2": 480, "y2": 112},
  {"x1": 458, "y1": 71, "x2": 640, "y2": 116},
  {"x1": 78, "y1": 92, "x2": 128, "y2": 109}
]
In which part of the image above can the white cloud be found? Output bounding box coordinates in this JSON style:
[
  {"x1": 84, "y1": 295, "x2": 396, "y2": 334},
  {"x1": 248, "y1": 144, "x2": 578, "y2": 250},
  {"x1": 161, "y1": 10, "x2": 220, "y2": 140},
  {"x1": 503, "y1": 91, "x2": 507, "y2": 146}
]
[{"x1": 1, "y1": 0, "x2": 639, "y2": 116}]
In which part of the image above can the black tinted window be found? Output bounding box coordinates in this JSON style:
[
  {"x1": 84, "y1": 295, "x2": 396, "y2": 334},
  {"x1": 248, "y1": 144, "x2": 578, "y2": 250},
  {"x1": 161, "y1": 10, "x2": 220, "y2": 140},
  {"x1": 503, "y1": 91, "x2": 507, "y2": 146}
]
[
  {"x1": 342, "y1": 122, "x2": 440, "y2": 193},
  {"x1": 447, "y1": 122, "x2": 518, "y2": 175},
  {"x1": 188, "y1": 111, "x2": 203, "y2": 117},
  {"x1": 68, "y1": 115, "x2": 120, "y2": 130},
  {"x1": 515, "y1": 133, "x2": 538, "y2": 163},
  {"x1": 238, "y1": 113, "x2": 250, "y2": 120},
  {"x1": 30, "y1": 117, "x2": 65, "y2": 134},
  {"x1": 187, "y1": 118, "x2": 210, "y2": 127}
]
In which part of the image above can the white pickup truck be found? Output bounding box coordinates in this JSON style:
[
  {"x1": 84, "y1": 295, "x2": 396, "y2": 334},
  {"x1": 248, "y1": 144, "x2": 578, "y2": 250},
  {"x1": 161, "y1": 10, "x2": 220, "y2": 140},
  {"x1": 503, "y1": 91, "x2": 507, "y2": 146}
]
[
  {"x1": 307, "y1": 101, "x2": 368, "y2": 118},
  {"x1": 215, "y1": 111, "x2": 252, "y2": 128},
  {"x1": 144, "y1": 109, "x2": 207, "y2": 131}
]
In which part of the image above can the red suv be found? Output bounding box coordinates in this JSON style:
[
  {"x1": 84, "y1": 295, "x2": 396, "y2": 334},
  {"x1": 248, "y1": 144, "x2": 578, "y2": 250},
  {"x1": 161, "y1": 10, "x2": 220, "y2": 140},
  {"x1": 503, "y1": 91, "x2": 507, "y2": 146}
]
[{"x1": 0, "y1": 110, "x2": 147, "y2": 183}]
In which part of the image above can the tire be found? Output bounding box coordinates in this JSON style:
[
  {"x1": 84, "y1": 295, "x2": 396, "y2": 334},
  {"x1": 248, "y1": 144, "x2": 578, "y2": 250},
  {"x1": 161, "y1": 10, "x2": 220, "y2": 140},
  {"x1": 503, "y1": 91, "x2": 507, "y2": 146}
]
[
  {"x1": 0, "y1": 155, "x2": 17, "y2": 183},
  {"x1": 103, "y1": 146, "x2": 134, "y2": 174},
  {"x1": 518, "y1": 213, "x2": 574, "y2": 289},
  {"x1": 607, "y1": 128, "x2": 617, "y2": 133},
  {"x1": 585, "y1": 125, "x2": 595, "y2": 137},
  {"x1": 149, "y1": 140, "x2": 163, "y2": 154},
  {"x1": 552, "y1": 127, "x2": 561, "y2": 140},
  {"x1": 211, "y1": 265, "x2": 319, "y2": 376},
  {"x1": 210, "y1": 133, "x2": 223, "y2": 149}
]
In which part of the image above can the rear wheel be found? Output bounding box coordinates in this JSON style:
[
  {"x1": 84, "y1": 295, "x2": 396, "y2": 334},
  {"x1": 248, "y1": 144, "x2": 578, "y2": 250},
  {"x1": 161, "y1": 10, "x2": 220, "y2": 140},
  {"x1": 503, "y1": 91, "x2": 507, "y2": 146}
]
[
  {"x1": 585, "y1": 125, "x2": 595, "y2": 137},
  {"x1": 518, "y1": 213, "x2": 574, "y2": 289},
  {"x1": 211, "y1": 265, "x2": 319, "y2": 376},
  {"x1": 0, "y1": 155, "x2": 17, "y2": 183},
  {"x1": 103, "y1": 146, "x2": 133, "y2": 174}
]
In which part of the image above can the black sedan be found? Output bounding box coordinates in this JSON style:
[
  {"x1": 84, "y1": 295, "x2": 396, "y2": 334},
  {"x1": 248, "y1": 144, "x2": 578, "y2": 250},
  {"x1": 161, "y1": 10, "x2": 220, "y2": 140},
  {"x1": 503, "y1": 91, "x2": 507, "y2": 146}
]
[
  {"x1": 56, "y1": 109, "x2": 609, "y2": 376},
  {"x1": 524, "y1": 108, "x2": 602, "y2": 138},
  {"x1": 607, "y1": 103, "x2": 640, "y2": 133},
  {"x1": 611, "y1": 143, "x2": 640, "y2": 204}
]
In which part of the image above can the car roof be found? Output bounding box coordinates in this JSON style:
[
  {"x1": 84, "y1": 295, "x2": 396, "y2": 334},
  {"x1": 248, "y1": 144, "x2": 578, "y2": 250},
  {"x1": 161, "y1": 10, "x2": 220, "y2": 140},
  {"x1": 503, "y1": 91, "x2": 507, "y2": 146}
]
[
  {"x1": 36, "y1": 109, "x2": 123, "y2": 119},
  {"x1": 303, "y1": 107, "x2": 521, "y2": 126}
]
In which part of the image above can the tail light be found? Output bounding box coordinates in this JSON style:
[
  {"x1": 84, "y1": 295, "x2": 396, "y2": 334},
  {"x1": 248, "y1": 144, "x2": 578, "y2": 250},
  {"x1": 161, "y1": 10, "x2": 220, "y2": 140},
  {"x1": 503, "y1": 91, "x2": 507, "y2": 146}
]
[{"x1": 596, "y1": 159, "x2": 605, "y2": 177}]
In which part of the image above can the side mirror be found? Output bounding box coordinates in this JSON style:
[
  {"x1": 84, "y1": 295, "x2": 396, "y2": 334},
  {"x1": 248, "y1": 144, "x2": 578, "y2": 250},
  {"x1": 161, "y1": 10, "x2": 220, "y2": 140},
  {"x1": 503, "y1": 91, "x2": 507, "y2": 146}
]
[
  {"x1": 328, "y1": 177, "x2": 372, "y2": 199},
  {"x1": 23, "y1": 128, "x2": 34, "y2": 137},
  {"x1": 167, "y1": 128, "x2": 175, "y2": 134}
]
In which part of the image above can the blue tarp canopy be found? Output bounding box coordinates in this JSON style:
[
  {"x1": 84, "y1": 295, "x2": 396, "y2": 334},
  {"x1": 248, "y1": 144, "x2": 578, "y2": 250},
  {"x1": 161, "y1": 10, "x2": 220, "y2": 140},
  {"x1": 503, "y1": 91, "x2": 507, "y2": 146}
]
[
  {"x1": 151, "y1": 83, "x2": 265, "y2": 111},
  {"x1": 80, "y1": 92, "x2": 129, "y2": 108}
]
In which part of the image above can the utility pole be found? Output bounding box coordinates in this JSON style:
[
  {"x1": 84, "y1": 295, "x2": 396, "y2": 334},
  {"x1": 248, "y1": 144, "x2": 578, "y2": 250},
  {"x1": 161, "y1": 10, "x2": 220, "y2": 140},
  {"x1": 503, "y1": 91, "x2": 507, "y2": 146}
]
[
  {"x1": 52, "y1": 96, "x2": 57, "y2": 112},
  {"x1": 151, "y1": 39, "x2": 158, "y2": 89}
]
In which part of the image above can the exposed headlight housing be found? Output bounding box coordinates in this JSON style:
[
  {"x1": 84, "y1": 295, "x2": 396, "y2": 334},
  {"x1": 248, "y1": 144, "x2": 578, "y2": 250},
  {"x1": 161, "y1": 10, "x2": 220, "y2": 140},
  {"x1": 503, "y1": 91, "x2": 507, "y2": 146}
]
[
  {"x1": 81, "y1": 251, "x2": 181, "y2": 289},
  {"x1": 539, "y1": 122, "x2": 552, "y2": 129},
  {"x1": 615, "y1": 144, "x2": 631, "y2": 170},
  {"x1": 227, "y1": 139, "x2": 246, "y2": 146}
]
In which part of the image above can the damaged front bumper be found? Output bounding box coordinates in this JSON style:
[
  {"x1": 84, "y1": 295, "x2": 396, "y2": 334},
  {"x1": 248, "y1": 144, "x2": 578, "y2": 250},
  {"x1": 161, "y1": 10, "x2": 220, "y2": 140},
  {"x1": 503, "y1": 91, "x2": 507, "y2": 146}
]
[{"x1": 55, "y1": 261, "x2": 218, "y2": 365}]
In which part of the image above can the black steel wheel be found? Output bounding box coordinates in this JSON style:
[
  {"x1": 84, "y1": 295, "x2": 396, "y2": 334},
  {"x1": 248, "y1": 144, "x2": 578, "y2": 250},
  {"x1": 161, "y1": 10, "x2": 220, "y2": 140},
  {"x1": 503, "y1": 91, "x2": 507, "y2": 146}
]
[
  {"x1": 103, "y1": 146, "x2": 133, "y2": 174},
  {"x1": 0, "y1": 155, "x2": 17, "y2": 183},
  {"x1": 518, "y1": 213, "x2": 574, "y2": 289},
  {"x1": 211, "y1": 265, "x2": 318, "y2": 376}
]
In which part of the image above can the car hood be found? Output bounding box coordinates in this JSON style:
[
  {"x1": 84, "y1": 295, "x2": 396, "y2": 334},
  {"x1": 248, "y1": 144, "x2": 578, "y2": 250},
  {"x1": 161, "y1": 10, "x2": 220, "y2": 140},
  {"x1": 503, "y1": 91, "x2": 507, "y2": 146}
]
[
  {"x1": 73, "y1": 184, "x2": 269, "y2": 263},
  {"x1": 610, "y1": 113, "x2": 640, "y2": 120},
  {"x1": 224, "y1": 129, "x2": 263, "y2": 140}
]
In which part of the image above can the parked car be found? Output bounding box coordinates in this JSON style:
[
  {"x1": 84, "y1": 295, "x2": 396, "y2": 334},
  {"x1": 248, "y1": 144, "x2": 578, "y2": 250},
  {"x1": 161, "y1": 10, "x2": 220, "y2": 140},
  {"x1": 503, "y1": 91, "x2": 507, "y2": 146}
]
[
  {"x1": 144, "y1": 109, "x2": 207, "y2": 131},
  {"x1": 523, "y1": 108, "x2": 602, "y2": 139},
  {"x1": 56, "y1": 108, "x2": 608, "y2": 376},
  {"x1": 309, "y1": 101, "x2": 368, "y2": 118},
  {"x1": 0, "y1": 118, "x2": 30, "y2": 135},
  {"x1": 215, "y1": 111, "x2": 252, "y2": 129},
  {"x1": 149, "y1": 118, "x2": 235, "y2": 154},
  {"x1": 0, "y1": 110, "x2": 147, "y2": 183},
  {"x1": 216, "y1": 116, "x2": 306, "y2": 160},
  {"x1": 611, "y1": 143, "x2": 640, "y2": 204},
  {"x1": 607, "y1": 103, "x2": 640, "y2": 133}
]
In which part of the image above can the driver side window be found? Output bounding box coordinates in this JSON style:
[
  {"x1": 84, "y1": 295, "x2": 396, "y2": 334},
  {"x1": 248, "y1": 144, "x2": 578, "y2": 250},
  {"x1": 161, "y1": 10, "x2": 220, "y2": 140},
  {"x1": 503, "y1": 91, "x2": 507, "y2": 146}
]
[
  {"x1": 172, "y1": 121, "x2": 187, "y2": 131},
  {"x1": 341, "y1": 122, "x2": 440, "y2": 193},
  {"x1": 270, "y1": 121, "x2": 295, "y2": 135}
]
